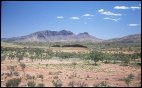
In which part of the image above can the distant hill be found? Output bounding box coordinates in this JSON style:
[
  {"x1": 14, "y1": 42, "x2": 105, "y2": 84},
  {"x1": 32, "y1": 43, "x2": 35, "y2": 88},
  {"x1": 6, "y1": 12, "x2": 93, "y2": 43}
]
[
  {"x1": 105, "y1": 34, "x2": 141, "y2": 43},
  {"x1": 1, "y1": 30, "x2": 103, "y2": 43}
]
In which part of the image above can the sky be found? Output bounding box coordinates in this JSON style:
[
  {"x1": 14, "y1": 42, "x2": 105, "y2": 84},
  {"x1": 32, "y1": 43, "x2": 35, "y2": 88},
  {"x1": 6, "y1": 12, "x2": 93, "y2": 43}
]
[{"x1": 1, "y1": 1, "x2": 141, "y2": 39}]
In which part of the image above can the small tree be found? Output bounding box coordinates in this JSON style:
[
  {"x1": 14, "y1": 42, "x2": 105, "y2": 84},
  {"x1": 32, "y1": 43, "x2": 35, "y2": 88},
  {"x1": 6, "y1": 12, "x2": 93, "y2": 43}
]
[{"x1": 88, "y1": 50, "x2": 102, "y2": 65}]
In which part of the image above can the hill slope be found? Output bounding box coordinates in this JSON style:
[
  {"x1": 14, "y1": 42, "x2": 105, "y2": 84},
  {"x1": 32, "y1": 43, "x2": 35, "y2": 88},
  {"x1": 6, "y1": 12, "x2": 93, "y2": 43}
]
[{"x1": 106, "y1": 34, "x2": 141, "y2": 43}]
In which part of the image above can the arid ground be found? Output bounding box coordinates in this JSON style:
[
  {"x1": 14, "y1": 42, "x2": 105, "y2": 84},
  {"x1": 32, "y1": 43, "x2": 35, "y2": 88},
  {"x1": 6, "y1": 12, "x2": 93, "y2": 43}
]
[
  {"x1": 1, "y1": 57, "x2": 141, "y2": 87},
  {"x1": 1, "y1": 42, "x2": 141, "y2": 87}
]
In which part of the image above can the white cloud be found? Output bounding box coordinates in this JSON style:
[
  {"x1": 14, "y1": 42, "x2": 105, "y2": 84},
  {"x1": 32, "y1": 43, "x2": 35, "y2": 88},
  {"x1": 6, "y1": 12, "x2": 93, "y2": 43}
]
[
  {"x1": 57, "y1": 16, "x2": 64, "y2": 19},
  {"x1": 104, "y1": 17, "x2": 120, "y2": 22},
  {"x1": 102, "y1": 11, "x2": 122, "y2": 16},
  {"x1": 98, "y1": 9, "x2": 122, "y2": 16},
  {"x1": 82, "y1": 14, "x2": 94, "y2": 17},
  {"x1": 70, "y1": 17, "x2": 80, "y2": 20},
  {"x1": 111, "y1": 18, "x2": 120, "y2": 22},
  {"x1": 104, "y1": 17, "x2": 111, "y2": 19},
  {"x1": 114, "y1": 6, "x2": 129, "y2": 9},
  {"x1": 114, "y1": 5, "x2": 141, "y2": 10},
  {"x1": 128, "y1": 24, "x2": 139, "y2": 26},
  {"x1": 98, "y1": 9, "x2": 104, "y2": 12},
  {"x1": 130, "y1": 6, "x2": 141, "y2": 10}
]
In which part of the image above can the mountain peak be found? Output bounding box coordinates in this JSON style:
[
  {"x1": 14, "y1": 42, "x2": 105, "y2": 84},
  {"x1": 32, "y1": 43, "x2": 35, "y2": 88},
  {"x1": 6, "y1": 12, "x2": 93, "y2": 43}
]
[
  {"x1": 60, "y1": 29, "x2": 68, "y2": 32},
  {"x1": 78, "y1": 32, "x2": 89, "y2": 35},
  {"x1": 59, "y1": 30, "x2": 74, "y2": 35}
]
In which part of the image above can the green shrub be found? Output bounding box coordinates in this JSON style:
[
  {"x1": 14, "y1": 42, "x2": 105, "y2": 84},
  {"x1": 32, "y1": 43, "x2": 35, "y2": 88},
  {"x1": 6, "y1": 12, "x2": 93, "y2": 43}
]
[
  {"x1": 136, "y1": 62, "x2": 141, "y2": 66},
  {"x1": 27, "y1": 81, "x2": 36, "y2": 87},
  {"x1": 46, "y1": 64, "x2": 48, "y2": 67},
  {"x1": 20, "y1": 63, "x2": 26, "y2": 71},
  {"x1": 6, "y1": 78, "x2": 21, "y2": 87},
  {"x1": 116, "y1": 53, "x2": 131, "y2": 66},
  {"x1": 7, "y1": 65, "x2": 15, "y2": 76},
  {"x1": 77, "y1": 81, "x2": 88, "y2": 87},
  {"x1": 72, "y1": 62, "x2": 77, "y2": 69},
  {"x1": 49, "y1": 72, "x2": 53, "y2": 75},
  {"x1": 26, "y1": 74, "x2": 33, "y2": 80},
  {"x1": 94, "y1": 81, "x2": 111, "y2": 87},
  {"x1": 86, "y1": 75, "x2": 90, "y2": 78},
  {"x1": 17, "y1": 55, "x2": 24, "y2": 63},
  {"x1": 103, "y1": 53, "x2": 112, "y2": 64},
  {"x1": 53, "y1": 75, "x2": 58, "y2": 79},
  {"x1": 13, "y1": 71, "x2": 19, "y2": 76},
  {"x1": 7, "y1": 66, "x2": 15, "y2": 72},
  {"x1": 37, "y1": 83, "x2": 45, "y2": 87},
  {"x1": 68, "y1": 81, "x2": 76, "y2": 87},
  {"x1": 123, "y1": 74, "x2": 134, "y2": 87},
  {"x1": 38, "y1": 74, "x2": 44, "y2": 79},
  {"x1": 5, "y1": 73, "x2": 12, "y2": 77},
  {"x1": 1, "y1": 55, "x2": 6, "y2": 62},
  {"x1": 52, "y1": 79, "x2": 62, "y2": 87}
]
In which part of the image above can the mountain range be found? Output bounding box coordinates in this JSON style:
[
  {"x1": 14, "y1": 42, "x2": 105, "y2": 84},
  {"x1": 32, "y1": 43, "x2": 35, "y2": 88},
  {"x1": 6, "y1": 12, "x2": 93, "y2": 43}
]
[{"x1": 1, "y1": 30, "x2": 141, "y2": 43}]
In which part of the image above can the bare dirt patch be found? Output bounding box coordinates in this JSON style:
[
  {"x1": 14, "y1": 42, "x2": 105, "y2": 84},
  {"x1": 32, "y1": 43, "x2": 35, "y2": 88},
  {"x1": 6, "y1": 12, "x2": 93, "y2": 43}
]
[{"x1": 51, "y1": 47, "x2": 90, "y2": 53}]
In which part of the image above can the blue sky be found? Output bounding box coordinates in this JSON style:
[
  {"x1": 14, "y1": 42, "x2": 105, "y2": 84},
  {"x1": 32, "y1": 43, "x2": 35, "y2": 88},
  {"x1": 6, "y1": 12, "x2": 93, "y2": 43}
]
[{"x1": 1, "y1": 1, "x2": 141, "y2": 39}]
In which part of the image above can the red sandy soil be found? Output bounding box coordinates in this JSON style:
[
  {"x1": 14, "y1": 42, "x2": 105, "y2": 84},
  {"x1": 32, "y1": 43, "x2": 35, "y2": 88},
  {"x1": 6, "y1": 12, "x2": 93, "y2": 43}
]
[{"x1": 1, "y1": 58, "x2": 141, "y2": 87}]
